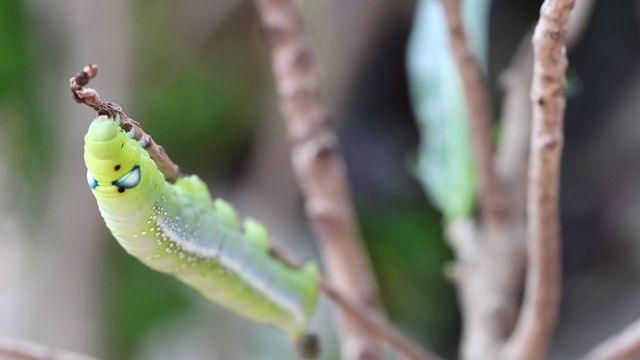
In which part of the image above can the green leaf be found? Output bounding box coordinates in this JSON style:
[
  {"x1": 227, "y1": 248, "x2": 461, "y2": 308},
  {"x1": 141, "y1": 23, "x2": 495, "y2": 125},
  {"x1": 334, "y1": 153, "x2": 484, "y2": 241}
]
[
  {"x1": 406, "y1": 0, "x2": 491, "y2": 221},
  {"x1": 359, "y1": 203, "x2": 458, "y2": 351}
]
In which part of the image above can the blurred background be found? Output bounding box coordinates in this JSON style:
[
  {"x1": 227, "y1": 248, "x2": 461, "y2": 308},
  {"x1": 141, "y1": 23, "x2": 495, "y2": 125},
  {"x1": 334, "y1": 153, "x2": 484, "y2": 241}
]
[{"x1": 1, "y1": 0, "x2": 640, "y2": 359}]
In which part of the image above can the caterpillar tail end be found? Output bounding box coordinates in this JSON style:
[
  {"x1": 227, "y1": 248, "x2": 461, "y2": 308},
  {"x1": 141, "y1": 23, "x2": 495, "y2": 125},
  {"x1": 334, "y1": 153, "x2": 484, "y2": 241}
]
[{"x1": 295, "y1": 332, "x2": 321, "y2": 359}]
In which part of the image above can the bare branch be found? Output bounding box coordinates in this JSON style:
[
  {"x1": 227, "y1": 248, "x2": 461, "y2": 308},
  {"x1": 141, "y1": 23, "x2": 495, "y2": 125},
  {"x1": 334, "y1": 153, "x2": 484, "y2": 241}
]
[
  {"x1": 268, "y1": 242, "x2": 441, "y2": 359},
  {"x1": 251, "y1": 0, "x2": 384, "y2": 358},
  {"x1": 437, "y1": 2, "x2": 525, "y2": 358},
  {"x1": 446, "y1": 221, "x2": 525, "y2": 360},
  {"x1": 319, "y1": 280, "x2": 442, "y2": 360},
  {"x1": 0, "y1": 336, "x2": 97, "y2": 360},
  {"x1": 496, "y1": 0, "x2": 595, "y2": 205},
  {"x1": 502, "y1": 1, "x2": 575, "y2": 359},
  {"x1": 565, "y1": 0, "x2": 596, "y2": 49},
  {"x1": 495, "y1": 35, "x2": 534, "y2": 220},
  {"x1": 580, "y1": 318, "x2": 640, "y2": 360},
  {"x1": 69, "y1": 65, "x2": 181, "y2": 183},
  {"x1": 493, "y1": 3, "x2": 594, "y2": 357},
  {"x1": 439, "y1": 0, "x2": 506, "y2": 226}
]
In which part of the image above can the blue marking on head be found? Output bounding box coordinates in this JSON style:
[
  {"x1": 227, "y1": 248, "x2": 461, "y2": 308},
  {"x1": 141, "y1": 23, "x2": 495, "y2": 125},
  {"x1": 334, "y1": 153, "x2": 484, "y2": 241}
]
[{"x1": 87, "y1": 170, "x2": 98, "y2": 189}]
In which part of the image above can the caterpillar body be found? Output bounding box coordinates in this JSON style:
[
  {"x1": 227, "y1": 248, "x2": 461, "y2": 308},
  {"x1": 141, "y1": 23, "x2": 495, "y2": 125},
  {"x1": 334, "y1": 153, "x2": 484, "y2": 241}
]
[{"x1": 84, "y1": 115, "x2": 319, "y2": 339}]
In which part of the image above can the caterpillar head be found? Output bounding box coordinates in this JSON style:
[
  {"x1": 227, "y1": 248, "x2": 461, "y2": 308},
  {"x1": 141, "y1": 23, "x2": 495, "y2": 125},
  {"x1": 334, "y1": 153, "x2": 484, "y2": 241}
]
[{"x1": 84, "y1": 115, "x2": 156, "y2": 199}]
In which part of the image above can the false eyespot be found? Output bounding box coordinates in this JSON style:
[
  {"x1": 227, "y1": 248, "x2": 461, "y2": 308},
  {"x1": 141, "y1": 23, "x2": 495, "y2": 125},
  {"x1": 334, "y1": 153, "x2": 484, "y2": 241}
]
[
  {"x1": 113, "y1": 165, "x2": 141, "y2": 189},
  {"x1": 86, "y1": 170, "x2": 98, "y2": 189}
]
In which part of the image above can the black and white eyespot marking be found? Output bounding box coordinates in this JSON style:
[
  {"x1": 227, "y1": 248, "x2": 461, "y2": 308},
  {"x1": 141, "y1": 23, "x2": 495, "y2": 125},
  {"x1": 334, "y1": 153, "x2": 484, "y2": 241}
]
[
  {"x1": 87, "y1": 166, "x2": 140, "y2": 191},
  {"x1": 113, "y1": 165, "x2": 141, "y2": 190}
]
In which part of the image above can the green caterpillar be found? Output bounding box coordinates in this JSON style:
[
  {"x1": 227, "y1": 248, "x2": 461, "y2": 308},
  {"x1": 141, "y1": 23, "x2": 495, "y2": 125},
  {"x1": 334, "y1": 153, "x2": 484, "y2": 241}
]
[{"x1": 84, "y1": 115, "x2": 319, "y2": 340}]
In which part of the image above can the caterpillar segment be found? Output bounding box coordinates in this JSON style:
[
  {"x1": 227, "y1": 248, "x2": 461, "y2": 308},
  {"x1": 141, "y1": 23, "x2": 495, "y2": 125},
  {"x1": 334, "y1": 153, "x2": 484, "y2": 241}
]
[{"x1": 84, "y1": 115, "x2": 319, "y2": 339}]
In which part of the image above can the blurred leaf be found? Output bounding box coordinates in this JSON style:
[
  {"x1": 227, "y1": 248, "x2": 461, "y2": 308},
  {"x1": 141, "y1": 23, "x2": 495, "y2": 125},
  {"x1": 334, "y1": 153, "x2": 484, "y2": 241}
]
[
  {"x1": 0, "y1": 0, "x2": 50, "y2": 217},
  {"x1": 360, "y1": 202, "x2": 458, "y2": 353},
  {"x1": 406, "y1": 0, "x2": 491, "y2": 222},
  {"x1": 140, "y1": 59, "x2": 255, "y2": 173},
  {"x1": 0, "y1": 0, "x2": 29, "y2": 98},
  {"x1": 133, "y1": 1, "x2": 261, "y2": 176}
]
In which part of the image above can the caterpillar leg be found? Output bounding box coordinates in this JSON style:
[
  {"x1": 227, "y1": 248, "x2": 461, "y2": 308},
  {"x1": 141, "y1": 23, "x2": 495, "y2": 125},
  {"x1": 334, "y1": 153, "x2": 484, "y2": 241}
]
[
  {"x1": 243, "y1": 217, "x2": 269, "y2": 252},
  {"x1": 295, "y1": 332, "x2": 321, "y2": 359},
  {"x1": 213, "y1": 199, "x2": 239, "y2": 229}
]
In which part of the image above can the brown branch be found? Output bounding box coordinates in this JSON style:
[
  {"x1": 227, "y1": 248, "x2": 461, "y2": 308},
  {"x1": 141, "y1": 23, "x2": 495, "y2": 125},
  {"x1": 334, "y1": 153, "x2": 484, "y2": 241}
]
[
  {"x1": 438, "y1": 2, "x2": 524, "y2": 358},
  {"x1": 491, "y1": 2, "x2": 593, "y2": 359},
  {"x1": 580, "y1": 318, "x2": 640, "y2": 360},
  {"x1": 502, "y1": 1, "x2": 575, "y2": 359},
  {"x1": 445, "y1": 220, "x2": 524, "y2": 360},
  {"x1": 565, "y1": 0, "x2": 596, "y2": 49},
  {"x1": 496, "y1": 0, "x2": 594, "y2": 200},
  {"x1": 251, "y1": 0, "x2": 384, "y2": 359},
  {"x1": 269, "y1": 243, "x2": 440, "y2": 359},
  {"x1": 0, "y1": 336, "x2": 98, "y2": 360},
  {"x1": 69, "y1": 65, "x2": 181, "y2": 183},
  {"x1": 439, "y1": 0, "x2": 506, "y2": 226},
  {"x1": 319, "y1": 280, "x2": 442, "y2": 360},
  {"x1": 495, "y1": 34, "x2": 534, "y2": 221},
  {"x1": 439, "y1": 0, "x2": 591, "y2": 358}
]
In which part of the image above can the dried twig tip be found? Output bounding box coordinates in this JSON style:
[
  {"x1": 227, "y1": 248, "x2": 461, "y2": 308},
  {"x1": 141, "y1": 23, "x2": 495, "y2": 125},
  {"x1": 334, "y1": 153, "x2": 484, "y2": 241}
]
[
  {"x1": 85, "y1": 64, "x2": 99, "y2": 77},
  {"x1": 77, "y1": 65, "x2": 98, "y2": 86},
  {"x1": 69, "y1": 64, "x2": 103, "y2": 110},
  {"x1": 71, "y1": 64, "x2": 99, "y2": 88}
]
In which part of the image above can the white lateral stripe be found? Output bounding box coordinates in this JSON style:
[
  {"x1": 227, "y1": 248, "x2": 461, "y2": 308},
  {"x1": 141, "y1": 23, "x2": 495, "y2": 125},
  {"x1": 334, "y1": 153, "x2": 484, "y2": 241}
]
[{"x1": 156, "y1": 216, "x2": 306, "y2": 328}]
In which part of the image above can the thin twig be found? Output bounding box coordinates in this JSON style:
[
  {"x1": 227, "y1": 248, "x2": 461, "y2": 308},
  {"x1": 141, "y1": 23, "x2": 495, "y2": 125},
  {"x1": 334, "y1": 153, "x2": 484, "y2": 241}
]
[
  {"x1": 502, "y1": 1, "x2": 575, "y2": 359},
  {"x1": 69, "y1": 65, "x2": 181, "y2": 182},
  {"x1": 0, "y1": 336, "x2": 98, "y2": 360},
  {"x1": 269, "y1": 243, "x2": 439, "y2": 360},
  {"x1": 496, "y1": 0, "x2": 594, "y2": 198},
  {"x1": 319, "y1": 280, "x2": 442, "y2": 360},
  {"x1": 565, "y1": 0, "x2": 596, "y2": 48},
  {"x1": 492, "y1": 2, "x2": 593, "y2": 359},
  {"x1": 495, "y1": 33, "x2": 535, "y2": 220},
  {"x1": 580, "y1": 318, "x2": 640, "y2": 360},
  {"x1": 439, "y1": 1, "x2": 523, "y2": 358},
  {"x1": 251, "y1": 0, "x2": 384, "y2": 359},
  {"x1": 439, "y1": 0, "x2": 506, "y2": 225}
]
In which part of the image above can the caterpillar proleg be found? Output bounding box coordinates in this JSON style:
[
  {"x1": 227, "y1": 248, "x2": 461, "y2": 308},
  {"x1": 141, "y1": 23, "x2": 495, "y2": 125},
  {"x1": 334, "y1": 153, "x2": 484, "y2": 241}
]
[{"x1": 84, "y1": 115, "x2": 319, "y2": 339}]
